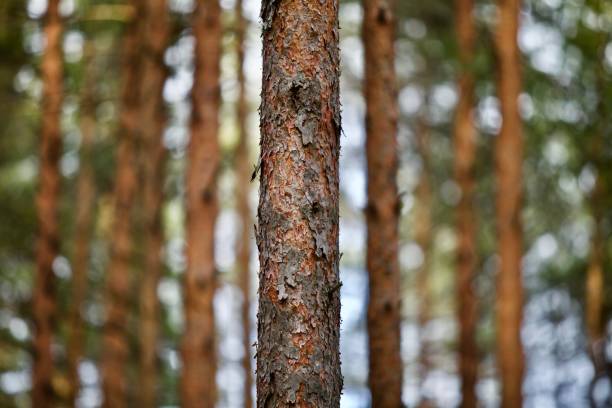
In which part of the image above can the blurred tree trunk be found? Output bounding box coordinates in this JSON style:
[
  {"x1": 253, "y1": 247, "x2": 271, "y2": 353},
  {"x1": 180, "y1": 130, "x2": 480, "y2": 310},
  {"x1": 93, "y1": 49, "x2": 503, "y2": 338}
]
[
  {"x1": 586, "y1": 33, "x2": 607, "y2": 398},
  {"x1": 586, "y1": 175, "x2": 606, "y2": 404},
  {"x1": 255, "y1": 0, "x2": 342, "y2": 405},
  {"x1": 234, "y1": 0, "x2": 253, "y2": 406},
  {"x1": 137, "y1": 0, "x2": 169, "y2": 406},
  {"x1": 586, "y1": 182, "x2": 604, "y2": 347},
  {"x1": 101, "y1": 2, "x2": 142, "y2": 406},
  {"x1": 414, "y1": 116, "x2": 433, "y2": 408},
  {"x1": 66, "y1": 40, "x2": 96, "y2": 407},
  {"x1": 363, "y1": 0, "x2": 402, "y2": 405},
  {"x1": 454, "y1": 0, "x2": 479, "y2": 406},
  {"x1": 494, "y1": 0, "x2": 525, "y2": 406},
  {"x1": 33, "y1": 0, "x2": 63, "y2": 405},
  {"x1": 180, "y1": 0, "x2": 221, "y2": 405}
]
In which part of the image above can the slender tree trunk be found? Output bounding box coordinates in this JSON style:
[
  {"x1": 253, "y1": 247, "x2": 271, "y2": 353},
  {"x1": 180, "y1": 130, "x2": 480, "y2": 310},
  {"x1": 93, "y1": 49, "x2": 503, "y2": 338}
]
[
  {"x1": 180, "y1": 0, "x2": 222, "y2": 405},
  {"x1": 363, "y1": 0, "x2": 402, "y2": 405},
  {"x1": 586, "y1": 179, "x2": 606, "y2": 405},
  {"x1": 33, "y1": 0, "x2": 63, "y2": 405},
  {"x1": 66, "y1": 40, "x2": 96, "y2": 407},
  {"x1": 101, "y1": 2, "x2": 142, "y2": 406},
  {"x1": 256, "y1": 0, "x2": 342, "y2": 405},
  {"x1": 137, "y1": 1, "x2": 169, "y2": 406},
  {"x1": 234, "y1": 1, "x2": 253, "y2": 406},
  {"x1": 585, "y1": 19, "x2": 608, "y2": 396},
  {"x1": 414, "y1": 116, "x2": 433, "y2": 408},
  {"x1": 494, "y1": 0, "x2": 524, "y2": 406},
  {"x1": 454, "y1": 0, "x2": 479, "y2": 406},
  {"x1": 586, "y1": 194, "x2": 604, "y2": 348},
  {"x1": 586, "y1": 44, "x2": 606, "y2": 397}
]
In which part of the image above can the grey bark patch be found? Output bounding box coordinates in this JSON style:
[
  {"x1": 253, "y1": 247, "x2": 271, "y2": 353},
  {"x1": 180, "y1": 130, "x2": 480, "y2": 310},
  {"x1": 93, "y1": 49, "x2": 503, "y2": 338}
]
[
  {"x1": 276, "y1": 249, "x2": 302, "y2": 300},
  {"x1": 261, "y1": 0, "x2": 280, "y2": 31},
  {"x1": 296, "y1": 111, "x2": 317, "y2": 146}
]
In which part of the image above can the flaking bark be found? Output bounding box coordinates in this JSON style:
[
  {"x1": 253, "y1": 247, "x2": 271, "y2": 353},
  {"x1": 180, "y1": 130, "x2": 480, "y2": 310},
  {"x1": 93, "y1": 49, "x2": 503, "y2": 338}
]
[
  {"x1": 33, "y1": 0, "x2": 63, "y2": 405},
  {"x1": 256, "y1": 0, "x2": 343, "y2": 405},
  {"x1": 453, "y1": 0, "x2": 479, "y2": 406},
  {"x1": 137, "y1": 0, "x2": 170, "y2": 405},
  {"x1": 363, "y1": 0, "x2": 403, "y2": 405},
  {"x1": 234, "y1": 0, "x2": 254, "y2": 406},
  {"x1": 100, "y1": 2, "x2": 142, "y2": 406},
  {"x1": 494, "y1": 0, "x2": 525, "y2": 406},
  {"x1": 180, "y1": 0, "x2": 222, "y2": 406}
]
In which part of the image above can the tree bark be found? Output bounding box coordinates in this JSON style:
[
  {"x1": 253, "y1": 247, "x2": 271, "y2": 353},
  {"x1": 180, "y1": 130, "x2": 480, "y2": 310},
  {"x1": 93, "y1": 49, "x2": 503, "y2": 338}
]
[
  {"x1": 33, "y1": 0, "x2": 63, "y2": 405},
  {"x1": 180, "y1": 0, "x2": 222, "y2": 406},
  {"x1": 363, "y1": 0, "x2": 402, "y2": 406},
  {"x1": 137, "y1": 0, "x2": 169, "y2": 406},
  {"x1": 494, "y1": 0, "x2": 524, "y2": 406},
  {"x1": 66, "y1": 40, "x2": 96, "y2": 408},
  {"x1": 454, "y1": 0, "x2": 479, "y2": 406},
  {"x1": 256, "y1": 0, "x2": 343, "y2": 405},
  {"x1": 234, "y1": 0, "x2": 253, "y2": 406},
  {"x1": 414, "y1": 116, "x2": 433, "y2": 408},
  {"x1": 100, "y1": 2, "x2": 142, "y2": 406}
]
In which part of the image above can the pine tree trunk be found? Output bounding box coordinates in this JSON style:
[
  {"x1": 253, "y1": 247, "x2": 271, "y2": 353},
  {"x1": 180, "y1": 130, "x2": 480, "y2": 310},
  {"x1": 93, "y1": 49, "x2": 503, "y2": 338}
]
[
  {"x1": 256, "y1": 0, "x2": 343, "y2": 405},
  {"x1": 180, "y1": 0, "x2": 222, "y2": 405},
  {"x1": 101, "y1": 2, "x2": 143, "y2": 406},
  {"x1": 66, "y1": 40, "x2": 96, "y2": 407},
  {"x1": 414, "y1": 116, "x2": 433, "y2": 408},
  {"x1": 454, "y1": 0, "x2": 479, "y2": 406},
  {"x1": 494, "y1": 0, "x2": 524, "y2": 406},
  {"x1": 363, "y1": 0, "x2": 402, "y2": 405},
  {"x1": 33, "y1": 0, "x2": 63, "y2": 405},
  {"x1": 137, "y1": 0, "x2": 169, "y2": 405},
  {"x1": 234, "y1": 0, "x2": 253, "y2": 406}
]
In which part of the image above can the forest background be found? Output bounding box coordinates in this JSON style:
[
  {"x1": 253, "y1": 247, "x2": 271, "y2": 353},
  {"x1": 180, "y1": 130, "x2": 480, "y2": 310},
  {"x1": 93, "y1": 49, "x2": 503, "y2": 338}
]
[{"x1": 0, "y1": 0, "x2": 611, "y2": 407}]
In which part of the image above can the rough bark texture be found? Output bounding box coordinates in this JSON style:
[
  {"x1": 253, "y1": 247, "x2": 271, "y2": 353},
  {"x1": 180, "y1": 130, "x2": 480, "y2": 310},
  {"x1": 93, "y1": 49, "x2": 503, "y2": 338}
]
[
  {"x1": 494, "y1": 0, "x2": 525, "y2": 407},
  {"x1": 137, "y1": 0, "x2": 169, "y2": 406},
  {"x1": 414, "y1": 117, "x2": 433, "y2": 408},
  {"x1": 180, "y1": 0, "x2": 222, "y2": 406},
  {"x1": 101, "y1": 2, "x2": 142, "y2": 406},
  {"x1": 454, "y1": 0, "x2": 479, "y2": 406},
  {"x1": 33, "y1": 0, "x2": 63, "y2": 405},
  {"x1": 256, "y1": 0, "x2": 343, "y2": 405},
  {"x1": 66, "y1": 40, "x2": 96, "y2": 407},
  {"x1": 234, "y1": 0, "x2": 253, "y2": 406},
  {"x1": 363, "y1": 0, "x2": 402, "y2": 406}
]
